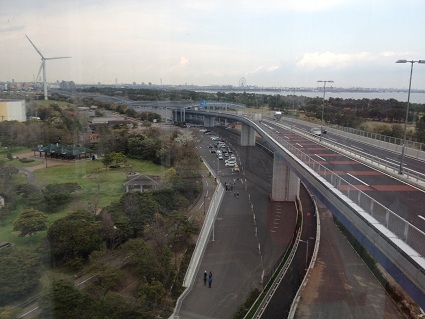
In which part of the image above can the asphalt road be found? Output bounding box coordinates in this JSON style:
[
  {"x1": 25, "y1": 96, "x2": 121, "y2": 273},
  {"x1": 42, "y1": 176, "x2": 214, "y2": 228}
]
[
  {"x1": 295, "y1": 203, "x2": 404, "y2": 319},
  {"x1": 277, "y1": 117, "x2": 425, "y2": 175},
  {"x1": 178, "y1": 128, "x2": 297, "y2": 318},
  {"x1": 261, "y1": 121, "x2": 425, "y2": 241},
  {"x1": 180, "y1": 125, "x2": 406, "y2": 319}
]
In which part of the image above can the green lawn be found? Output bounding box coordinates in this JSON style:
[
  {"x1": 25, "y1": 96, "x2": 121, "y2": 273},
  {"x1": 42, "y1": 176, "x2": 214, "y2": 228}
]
[{"x1": 0, "y1": 158, "x2": 165, "y2": 250}]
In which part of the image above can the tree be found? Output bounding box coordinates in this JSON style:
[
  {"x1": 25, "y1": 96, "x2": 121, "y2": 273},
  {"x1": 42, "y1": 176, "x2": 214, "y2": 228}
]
[
  {"x1": 101, "y1": 153, "x2": 114, "y2": 169},
  {"x1": 0, "y1": 162, "x2": 18, "y2": 201},
  {"x1": 119, "y1": 192, "x2": 161, "y2": 236},
  {"x1": 0, "y1": 248, "x2": 42, "y2": 305},
  {"x1": 13, "y1": 208, "x2": 48, "y2": 237},
  {"x1": 120, "y1": 239, "x2": 166, "y2": 282},
  {"x1": 110, "y1": 151, "x2": 127, "y2": 166},
  {"x1": 47, "y1": 209, "x2": 104, "y2": 266},
  {"x1": 42, "y1": 183, "x2": 81, "y2": 211},
  {"x1": 39, "y1": 279, "x2": 86, "y2": 319},
  {"x1": 416, "y1": 116, "x2": 425, "y2": 144}
]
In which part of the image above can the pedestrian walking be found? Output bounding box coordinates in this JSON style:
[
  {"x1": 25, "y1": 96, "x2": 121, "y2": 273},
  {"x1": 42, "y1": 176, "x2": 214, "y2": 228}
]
[
  {"x1": 203, "y1": 271, "x2": 207, "y2": 285},
  {"x1": 208, "y1": 271, "x2": 213, "y2": 288}
]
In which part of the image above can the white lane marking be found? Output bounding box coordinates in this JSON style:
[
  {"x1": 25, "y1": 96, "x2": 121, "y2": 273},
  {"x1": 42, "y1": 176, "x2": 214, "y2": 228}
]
[
  {"x1": 347, "y1": 173, "x2": 369, "y2": 186},
  {"x1": 350, "y1": 145, "x2": 363, "y2": 151},
  {"x1": 19, "y1": 307, "x2": 39, "y2": 317},
  {"x1": 296, "y1": 143, "x2": 303, "y2": 148},
  {"x1": 386, "y1": 157, "x2": 406, "y2": 166},
  {"x1": 315, "y1": 154, "x2": 326, "y2": 161},
  {"x1": 419, "y1": 215, "x2": 425, "y2": 222}
]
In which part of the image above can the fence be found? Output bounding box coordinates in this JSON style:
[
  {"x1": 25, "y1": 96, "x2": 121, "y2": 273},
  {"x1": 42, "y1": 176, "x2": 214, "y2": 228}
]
[{"x1": 269, "y1": 132, "x2": 425, "y2": 259}]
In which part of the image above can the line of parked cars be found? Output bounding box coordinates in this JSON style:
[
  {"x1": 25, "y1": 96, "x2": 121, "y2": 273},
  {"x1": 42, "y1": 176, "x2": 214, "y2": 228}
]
[{"x1": 206, "y1": 134, "x2": 239, "y2": 170}]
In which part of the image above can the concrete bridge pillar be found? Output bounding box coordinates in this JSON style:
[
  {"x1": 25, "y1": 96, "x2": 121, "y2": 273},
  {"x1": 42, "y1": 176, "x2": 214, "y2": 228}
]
[
  {"x1": 241, "y1": 123, "x2": 256, "y2": 146},
  {"x1": 204, "y1": 116, "x2": 215, "y2": 127},
  {"x1": 271, "y1": 153, "x2": 299, "y2": 201}
]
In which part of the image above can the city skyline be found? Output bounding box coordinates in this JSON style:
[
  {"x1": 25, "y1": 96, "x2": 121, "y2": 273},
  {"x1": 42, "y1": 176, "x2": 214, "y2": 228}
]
[{"x1": 1, "y1": 0, "x2": 425, "y2": 89}]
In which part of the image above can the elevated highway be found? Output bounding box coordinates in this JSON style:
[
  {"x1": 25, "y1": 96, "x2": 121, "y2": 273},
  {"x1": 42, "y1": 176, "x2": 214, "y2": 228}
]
[{"x1": 182, "y1": 109, "x2": 425, "y2": 309}]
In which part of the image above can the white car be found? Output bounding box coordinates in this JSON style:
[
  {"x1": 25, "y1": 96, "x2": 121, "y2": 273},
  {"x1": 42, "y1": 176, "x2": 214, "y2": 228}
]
[
  {"x1": 226, "y1": 155, "x2": 236, "y2": 162},
  {"x1": 225, "y1": 159, "x2": 236, "y2": 165},
  {"x1": 310, "y1": 127, "x2": 322, "y2": 136},
  {"x1": 225, "y1": 161, "x2": 236, "y2": 167}
]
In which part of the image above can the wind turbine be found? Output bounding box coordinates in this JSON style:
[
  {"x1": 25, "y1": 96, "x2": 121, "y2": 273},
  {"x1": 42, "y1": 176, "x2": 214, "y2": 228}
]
[{"x1": 25, "y1": 35, "x2": 71, "y2": 100}]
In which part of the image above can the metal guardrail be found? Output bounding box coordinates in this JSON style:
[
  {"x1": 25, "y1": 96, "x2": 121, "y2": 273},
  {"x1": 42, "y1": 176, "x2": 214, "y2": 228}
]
[
  {"x1": 261, "y1": 124, "x2": 425, "y2": 259},
  {"x1": 192, "y1": 110, "x2": 425, "y2": 259},
  {"x1": 279, "y1": 122, "x2": 425, "y2": 186},
  {"x1": 338, "y1": 125, "x2": 425, "y2": 153}
]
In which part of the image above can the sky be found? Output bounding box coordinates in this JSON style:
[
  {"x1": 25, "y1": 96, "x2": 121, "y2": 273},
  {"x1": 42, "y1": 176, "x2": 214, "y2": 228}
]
[{"x1": 1, "y1": 0, "x2": 425, "y2": 89}]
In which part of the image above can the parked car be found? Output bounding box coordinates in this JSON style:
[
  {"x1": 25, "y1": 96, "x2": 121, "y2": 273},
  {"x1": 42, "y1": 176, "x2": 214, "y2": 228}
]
[
  {"x1": 233, "y1": 165, "x2": 240, "y2": 172},
  {"x1": 225, "y1": 159, "x2": 236, "y2": 165},
  {"x1": 225, "y1": 161, "x2": 236, "y2": 167}
]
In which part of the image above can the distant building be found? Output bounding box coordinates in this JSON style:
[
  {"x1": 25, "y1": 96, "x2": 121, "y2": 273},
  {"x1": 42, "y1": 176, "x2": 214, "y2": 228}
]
[
  {"x1": 60, "y1": 81, "x2": 76, "y2": 92},
  {"x1": 0, "y1": 99, "x2": 26, "y2": 122}
]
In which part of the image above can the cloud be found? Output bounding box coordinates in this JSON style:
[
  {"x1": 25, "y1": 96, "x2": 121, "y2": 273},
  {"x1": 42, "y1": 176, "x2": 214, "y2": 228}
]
[
  {"x1": 183, "y1": 0, "x2": 350, "y2": 13},
  {"x1": 296, "y1": 51, "x2": 413, "y2": 70},
  {"x1": 168, "y1": 56, "x2": 189, "y2": 72}
]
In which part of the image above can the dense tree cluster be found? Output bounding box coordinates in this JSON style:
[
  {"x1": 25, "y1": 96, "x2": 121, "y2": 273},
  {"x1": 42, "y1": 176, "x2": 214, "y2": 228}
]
[
  {"x1": 78, "y1": 87, "x2": 425, "y2": 143},
  {"x1": 0, "y1": 248, "x2": 42, "y2": 305},
  {"x1": 0, "y1": 105, "x2": 202, "y2": 317}
]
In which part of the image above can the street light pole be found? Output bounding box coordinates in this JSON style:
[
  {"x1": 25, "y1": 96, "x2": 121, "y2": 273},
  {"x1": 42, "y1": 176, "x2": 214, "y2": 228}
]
[
  {"x1": 290, "y1": 87, "x2": 296, "y2": 129},
  {"x1": 317, "y1": 80, "x2": 334, "y2": 141},
  {"x1": 396, "y1": 59, "x2": 425, "y2": 175}
]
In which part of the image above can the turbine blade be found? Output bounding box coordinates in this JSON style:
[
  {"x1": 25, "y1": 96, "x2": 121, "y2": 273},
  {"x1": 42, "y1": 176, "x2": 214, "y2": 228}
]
[
  {"x1": 25, "y1": 34, "x2": 44, "y2": 59},
  {"x1": 36, "y1": 62, "x2": 43, "y2": 82},
  {"x1": 45, "y1": 56, "x2": 72, "y2": 60}
]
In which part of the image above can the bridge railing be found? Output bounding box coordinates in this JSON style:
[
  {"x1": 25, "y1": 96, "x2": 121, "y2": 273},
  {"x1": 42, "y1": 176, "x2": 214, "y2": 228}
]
[
  {"x1": 191, "y1": 110, "x2": 425, "y2": 258},
  {"x1": 272, "y1": 133, "x2": 425, "y2": 258},
  {"x1": 338, "y1": 126, "x2": 425, "y2": 152}
]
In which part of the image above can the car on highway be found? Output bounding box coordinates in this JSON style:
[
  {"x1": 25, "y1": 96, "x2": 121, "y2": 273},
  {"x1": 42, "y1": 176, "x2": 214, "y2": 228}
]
[
  {"x1": 225, "y1": 158, "x2": 236, "y2": 165},
  {"x1": 310, "y1": 127, "x2": 322, "y2": 136},
  {"x1": 225, "y1": 161, "x2": 236, "y2": 167},
  {"x1": 310, "y1": 127, "x2": 327, "y2": 136}
]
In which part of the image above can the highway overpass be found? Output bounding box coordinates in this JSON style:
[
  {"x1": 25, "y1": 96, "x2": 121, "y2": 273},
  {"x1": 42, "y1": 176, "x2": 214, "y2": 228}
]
[{"x1": 180, "y1": 109, "x2": 425, "y2": 310}]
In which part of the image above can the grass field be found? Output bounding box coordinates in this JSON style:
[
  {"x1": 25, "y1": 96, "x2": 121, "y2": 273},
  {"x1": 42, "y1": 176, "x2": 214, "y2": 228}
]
[{"x1": 0, "y1": 158, "x2": 165, "y2": 250}]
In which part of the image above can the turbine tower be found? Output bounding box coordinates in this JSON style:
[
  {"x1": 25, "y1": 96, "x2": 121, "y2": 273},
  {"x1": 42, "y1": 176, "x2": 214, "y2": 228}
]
[{"x1": 25, "y1": 35, "x2": 71, "y2": 100}]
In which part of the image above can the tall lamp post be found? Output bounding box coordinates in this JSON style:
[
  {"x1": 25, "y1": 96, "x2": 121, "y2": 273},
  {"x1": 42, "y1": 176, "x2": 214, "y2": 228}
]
[
  {"x1": 396, "y1": 59, "x2": 425, "y2": 175},
  {"x1": 317, "y1": 80, "x2": 334, "y2": 141},
  {"x1": 290, "y1": 87, "x2": 296, "y2": 128}
]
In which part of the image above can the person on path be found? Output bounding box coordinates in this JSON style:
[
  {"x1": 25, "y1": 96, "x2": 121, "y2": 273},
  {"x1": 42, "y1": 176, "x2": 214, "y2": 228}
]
[
  {"x1": 208, "y1": 273, "x2": 213, "y2": 288},
  {"x1": 203, "y1": 271, "x2": 207, "y2": 285}
]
